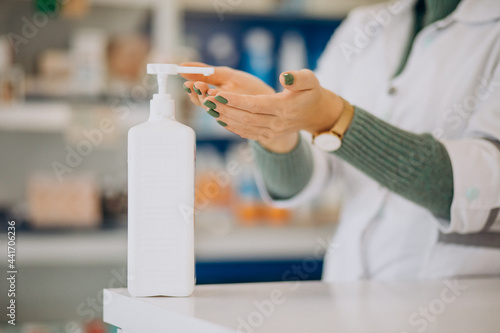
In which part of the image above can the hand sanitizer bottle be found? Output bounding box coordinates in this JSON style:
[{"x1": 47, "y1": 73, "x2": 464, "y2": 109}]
[{"x1": 128, "y1": 64, "x2": 214, "y2": 297}]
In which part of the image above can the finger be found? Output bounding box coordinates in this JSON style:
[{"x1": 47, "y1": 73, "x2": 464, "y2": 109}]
[
  {"x1": 203, "y1": 91, "x2": 277, "y2": 115},
  {"x1": 180, "y1": 62, "x2": 234, "y2": 86},
  {"x1": 221, "y1": 119, "x2": 274, "y2": 142},
  {"x1": 204, "y1": 101, "x2": 276, "y2": 128},
  {"x1": 207, "y1": 88, "x2": 221, "y2": 97},
  {"x1": 192, "y1": 81, "x2": 210, "y2": 103},
  {"x1": 279, "y1": 69, "x2": 319, "y2": 91},
  {"x1": 183, "y1": 81, "x2": 203, "y2": 106},
  {"x1": 221, "y1": 124, "x2": 255, "y2": 140},
  {"x1": 204, "y1": 102, "x2": 285, "y2": 143}
]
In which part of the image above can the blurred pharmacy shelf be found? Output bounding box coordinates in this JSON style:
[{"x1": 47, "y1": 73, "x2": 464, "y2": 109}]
[
  {"x1": 0, "y1": 101, "x2": 149, "y2": 133},
  {"x1": 180, "y1": 0, "x2": 386, "y2": 18},
  {"x1": 0, "y1": 103, "x2": 71, "y2": 132},
  {"x1": 8, "y1": 225, "x2": 335, "y2": 266},
  {"x1": 90, "y1": 0, "x2": 386, "y2": 20}
]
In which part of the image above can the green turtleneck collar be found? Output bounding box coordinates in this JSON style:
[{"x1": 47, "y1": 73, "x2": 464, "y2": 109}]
[
  {"x1": 393, "y1": 0, "x2": 461, "y2": 77},
  {"x1": 423, "y1": 0, "x2": 462, "y2": 26}
]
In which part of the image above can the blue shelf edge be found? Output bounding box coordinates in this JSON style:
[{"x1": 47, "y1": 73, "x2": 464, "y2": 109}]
[{"x1": 195, "y1": 258, "x2": 324, "y2": 285}]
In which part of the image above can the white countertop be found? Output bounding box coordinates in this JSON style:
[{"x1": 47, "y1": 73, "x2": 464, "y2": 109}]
[{"x1": 103, "y1": 278, "x2": 500, "y2": 333}]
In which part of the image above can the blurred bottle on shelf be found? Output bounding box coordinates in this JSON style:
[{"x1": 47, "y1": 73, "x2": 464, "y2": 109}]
[
  {"x1": 206, "y1": 32, "x2": 239, "y2": 68},
  {"x1": 226, "y1": 142, "x2": 260, "y2": 226},
  {"x1": 266, "y1": 206, "x2": 291, "y2": 227},
  {"x1": 0, "y1": 65, "x2": 25, "y2": 104},
  {"x1": 242, "y1": 28, "x2": 274, "y2": 86},
  {"x1": 0, "y1": 35, "x2": 25, "y2": 104},
  {"x1": 0, "y1": 36, "x2": 9, "y2": 74},
  {"x1": 196, "y1": 146, "x2": 232, "y2": 208},
  {"x1": 276, "y1": 0, "x2": 306, "y2": 14},
  {"x1": 70, "y1": 29, "x2": 107, "y2": 97},
  {"x1": 101, "y1": 173, "x2": 127, "y2": 228},
  {"x1": 277, "y1": 31, "x2": 307, "y2": 79},
  {"x1": 226, "y1": 142, "x2": 292, "y2": 227},
  {"x1": 195, "y1": 146, "x2": 234, "y2": 234},
  {"x1": 309, "y1": 178, "x2": 343, "y2": 226}
]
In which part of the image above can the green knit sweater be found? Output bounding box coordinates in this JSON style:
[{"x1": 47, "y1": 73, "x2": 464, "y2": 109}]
[{"x1": 252, "y1": 0, "x2": 459, "y2": 219}]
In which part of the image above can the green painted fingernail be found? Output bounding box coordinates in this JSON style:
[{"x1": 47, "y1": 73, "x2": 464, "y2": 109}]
[
  {"x1": 204, "y1": 100, "x2": 217, "y2": 109},
  {"x1": 215, "y1": 95, "x2": 228, "y2": 104},
  {"x1": 207, "y1": 109, "x2": 219, "y2": 118},
  {"x1": 183, "y1": 85, "x2": 191, "y2": 93},
  {"x1": 217, "y1": 120, "x2": 227, "y2": 127},
  {"x1": 193, "y1": 85, "x2": 202, "y2": 95},
  {"x1": 283, "y1": 73, "x2": 294, "y2": 85}
]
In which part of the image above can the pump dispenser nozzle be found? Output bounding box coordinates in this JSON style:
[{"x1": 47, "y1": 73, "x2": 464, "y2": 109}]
[{"x1": 147, "y1": 64, "x2": 214, "y2": 120}]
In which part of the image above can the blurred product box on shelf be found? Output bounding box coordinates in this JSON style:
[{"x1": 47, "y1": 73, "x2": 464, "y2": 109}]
[
  {"x1": 27, "y1": 174, "x2": 101, "y2": 229},
  {"x1": 107, "y1": 34, "x2": 150, "y2": 89}
]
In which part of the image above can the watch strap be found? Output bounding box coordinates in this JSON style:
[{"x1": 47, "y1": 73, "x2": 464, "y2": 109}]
[
  {"x1": 330, "y1": 97, "x2": 355, "y2": 139},
  {"x1": 313, "y1": 97, "x2": 355, "y2": 141}
]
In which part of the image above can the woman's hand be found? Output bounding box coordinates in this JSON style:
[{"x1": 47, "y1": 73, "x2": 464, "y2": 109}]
[
  {"x1": 181, "y1": 62, "x2": 300, "y2": 152},
  {"x1": 180, "y1": 62, "x2": 275, "y2": 104},
  {"x1": 197, "y1": 69, "x2": 345, "y2": 152}
]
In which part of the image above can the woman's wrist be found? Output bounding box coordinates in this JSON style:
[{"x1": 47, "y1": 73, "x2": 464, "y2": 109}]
[
  {"x1": 256, "y1": 88, "x2": 344, "y2": 153},
  {"x1": 258, "y1": 132, "x2": 299, "y2": 153},
  {"x1": 307, "y1": 88, "x2": 345, "y2": 134}
]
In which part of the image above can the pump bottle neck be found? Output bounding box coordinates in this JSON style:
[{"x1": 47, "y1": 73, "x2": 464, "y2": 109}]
[{"x1": 149, "y1": 94, "x2": 175, "y2": 121}]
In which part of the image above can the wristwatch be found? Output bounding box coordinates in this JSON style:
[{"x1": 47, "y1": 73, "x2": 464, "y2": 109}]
[{"x1": 312, "y1": 98, "x2": 354, "y2": 152}]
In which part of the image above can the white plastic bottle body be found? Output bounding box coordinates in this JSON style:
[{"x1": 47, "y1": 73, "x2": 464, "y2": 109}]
[{"x1": 127, "y1": 119, "x2": 195, "y2": 297}]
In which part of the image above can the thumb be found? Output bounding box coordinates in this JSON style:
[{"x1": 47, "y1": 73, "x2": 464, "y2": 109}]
[
  {"x1": 180, "y1": 62, "x2": 233, "y2": 86},
  {"x1": 279, "y1": 69, "x2": 319, "y2": 91}
]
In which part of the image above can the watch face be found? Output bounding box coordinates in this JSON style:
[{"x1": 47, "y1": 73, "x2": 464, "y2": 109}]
[{"x1": 314, "y1": 133, "x2": 342, "y2": 152}]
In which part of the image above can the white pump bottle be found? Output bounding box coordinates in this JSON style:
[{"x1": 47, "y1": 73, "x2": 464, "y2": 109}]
[{"x1": 128, "y1": 64, "x2": 214, "y2": 297}]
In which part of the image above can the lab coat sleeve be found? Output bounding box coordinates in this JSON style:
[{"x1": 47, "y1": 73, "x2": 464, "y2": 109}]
[
  {"x1": 439, "y1": 64, "x2": 500, "y2": 234},
  {"x1": 254, "y1": 133, "x2": 333, "y2": 208}
]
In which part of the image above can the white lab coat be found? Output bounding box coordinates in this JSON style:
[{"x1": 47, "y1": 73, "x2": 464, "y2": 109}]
[{"x1": 256, "y1": 0, "x2": 500, "y2": 281}]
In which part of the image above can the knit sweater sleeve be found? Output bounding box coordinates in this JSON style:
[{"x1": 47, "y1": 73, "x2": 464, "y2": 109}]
[
  {"x1": 252, "y1": 106, "x2": 454, "y2": 219},
  {"x1": 251, "y1": 135, "x2": 314, "y2": 200}
]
